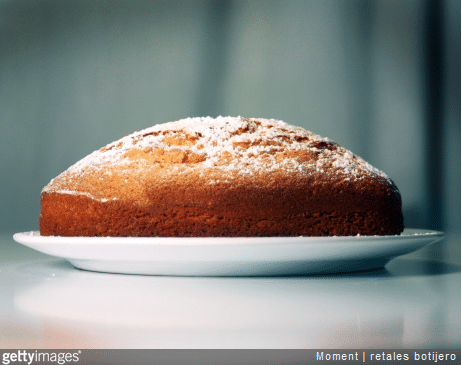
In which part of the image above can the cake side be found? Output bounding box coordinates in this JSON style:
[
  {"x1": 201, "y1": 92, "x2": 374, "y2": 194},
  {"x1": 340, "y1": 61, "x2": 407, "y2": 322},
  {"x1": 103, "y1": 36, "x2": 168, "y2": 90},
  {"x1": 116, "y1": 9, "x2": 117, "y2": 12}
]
[{"x1": 39, "y1": 116, "x2": 404, "y2": 237}]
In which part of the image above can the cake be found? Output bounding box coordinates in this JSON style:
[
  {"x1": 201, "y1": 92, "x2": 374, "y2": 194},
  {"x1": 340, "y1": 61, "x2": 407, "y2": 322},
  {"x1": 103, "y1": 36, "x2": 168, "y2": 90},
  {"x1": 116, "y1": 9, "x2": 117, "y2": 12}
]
[{"x1": 39, "y1": 116, "x2": 404, "y2": 237}]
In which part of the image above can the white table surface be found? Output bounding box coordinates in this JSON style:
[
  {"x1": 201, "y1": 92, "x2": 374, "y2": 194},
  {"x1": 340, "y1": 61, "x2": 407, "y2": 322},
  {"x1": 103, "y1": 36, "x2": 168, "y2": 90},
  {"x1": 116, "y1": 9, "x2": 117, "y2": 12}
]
[{"x1": 0, "y1": 233, "x2": 460, "y2": 349}]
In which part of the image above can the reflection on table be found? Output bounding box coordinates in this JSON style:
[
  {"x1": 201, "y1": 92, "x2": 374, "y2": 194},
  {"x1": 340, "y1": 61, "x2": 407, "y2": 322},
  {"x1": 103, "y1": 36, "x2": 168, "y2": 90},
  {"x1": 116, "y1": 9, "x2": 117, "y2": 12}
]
[{"x1": 3, "y1": 256, "x2": 459, "y2": 349}]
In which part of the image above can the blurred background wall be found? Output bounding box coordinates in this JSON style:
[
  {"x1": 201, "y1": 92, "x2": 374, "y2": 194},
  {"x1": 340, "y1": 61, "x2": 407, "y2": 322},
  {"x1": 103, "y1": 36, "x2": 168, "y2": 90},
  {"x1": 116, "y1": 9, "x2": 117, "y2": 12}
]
[{"x1": 1, "y1": 0, "x2": 460, "y2": 262}]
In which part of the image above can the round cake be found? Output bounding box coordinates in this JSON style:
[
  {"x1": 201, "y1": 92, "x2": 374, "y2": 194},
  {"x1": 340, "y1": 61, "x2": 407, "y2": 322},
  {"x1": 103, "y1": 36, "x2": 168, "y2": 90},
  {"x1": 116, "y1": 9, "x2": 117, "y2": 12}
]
[{"x1": 39, "y1": 116, "x2": 404, "y2": 237}]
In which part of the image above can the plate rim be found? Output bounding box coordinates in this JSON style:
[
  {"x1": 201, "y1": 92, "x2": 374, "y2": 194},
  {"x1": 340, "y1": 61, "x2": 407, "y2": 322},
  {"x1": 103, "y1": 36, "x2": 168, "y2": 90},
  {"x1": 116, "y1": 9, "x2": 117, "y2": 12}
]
[
  {"x1": 13, "y1": 228, "x2": 444, "y2": 246},
  {"x1": 11, "y1": 228, "x2": 445, "y2": 276}
]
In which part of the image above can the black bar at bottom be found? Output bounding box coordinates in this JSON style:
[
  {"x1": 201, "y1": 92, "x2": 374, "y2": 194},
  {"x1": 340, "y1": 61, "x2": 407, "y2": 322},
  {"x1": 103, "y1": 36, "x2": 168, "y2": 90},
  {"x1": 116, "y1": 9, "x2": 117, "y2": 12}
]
[{"x1": 0, "y1": 349, "x2": 460, "y2": 365}]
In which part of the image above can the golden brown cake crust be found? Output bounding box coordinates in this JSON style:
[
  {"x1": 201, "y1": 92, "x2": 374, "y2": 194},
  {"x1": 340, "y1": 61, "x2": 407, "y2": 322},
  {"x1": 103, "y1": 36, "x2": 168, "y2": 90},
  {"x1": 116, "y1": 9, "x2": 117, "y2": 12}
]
[{"x1": 39, "y1": 117, "x2": 404, "y2": 237}]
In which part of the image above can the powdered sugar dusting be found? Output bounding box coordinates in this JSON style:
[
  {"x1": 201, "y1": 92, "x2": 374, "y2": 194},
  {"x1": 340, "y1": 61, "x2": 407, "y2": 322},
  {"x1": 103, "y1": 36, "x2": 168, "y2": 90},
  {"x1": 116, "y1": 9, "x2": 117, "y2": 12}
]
[
  {"x1": 43, "y1": 116, "x2": 390, "y2": 195},
  {"x1": 50, "y1": 189, "x2": 118, "y2": 203}
]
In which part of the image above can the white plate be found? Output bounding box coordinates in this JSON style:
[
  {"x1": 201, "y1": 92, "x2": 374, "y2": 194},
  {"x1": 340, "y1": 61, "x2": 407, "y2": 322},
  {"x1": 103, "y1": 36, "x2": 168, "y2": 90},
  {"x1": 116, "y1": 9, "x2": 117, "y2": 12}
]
[{"x1": 13, "y1": 229, "x2": 444, "y2": 276}]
